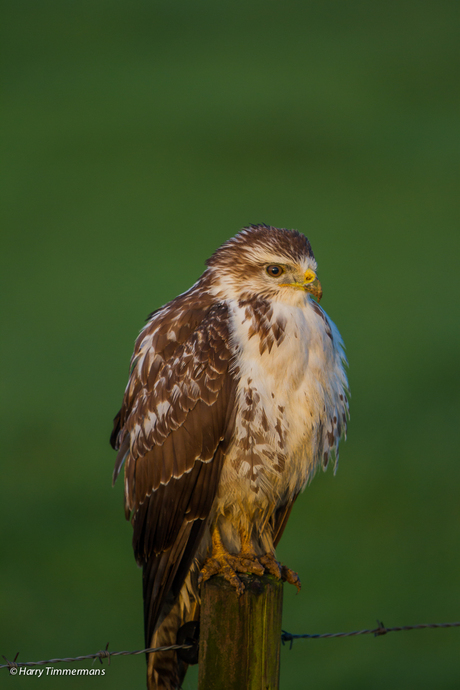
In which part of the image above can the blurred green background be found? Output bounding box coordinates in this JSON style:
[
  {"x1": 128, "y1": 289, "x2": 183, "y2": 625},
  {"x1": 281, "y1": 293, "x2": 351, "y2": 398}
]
[{"x1": 2, "y1": 1, "x2": 459, "y2": 688}]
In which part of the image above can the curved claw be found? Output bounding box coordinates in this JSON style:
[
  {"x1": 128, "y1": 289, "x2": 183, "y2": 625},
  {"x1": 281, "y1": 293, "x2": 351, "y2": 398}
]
[
  {"x1": 280, "y1": 564, "x2": 301, "y2": 592},
  {"x1": 260, "y1": 553, "x2": 301, "y2": 592}
]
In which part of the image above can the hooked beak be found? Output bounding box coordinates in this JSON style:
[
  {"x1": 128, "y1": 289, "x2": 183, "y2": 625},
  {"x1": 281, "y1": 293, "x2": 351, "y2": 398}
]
[
  {"x1": 279, "y1": 269, "x2": 323, "y2": 302},
  {"x1": 303, "y1": 271, "x2": 322, "y2": 302},
  {"x1": 300, "y1": 269, "x2": 322, "y2": 302}
]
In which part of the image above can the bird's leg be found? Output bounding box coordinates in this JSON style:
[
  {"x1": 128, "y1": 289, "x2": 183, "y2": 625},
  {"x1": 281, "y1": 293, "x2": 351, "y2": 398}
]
[
  {"x1": 237, "y1": 529, "x2": 265, "y2": 577},
  {"x1": 199, "y1": 524, "x2": 245, "y2": 595},
  {"x1": 259, "y1": 552, "x2": 301, "y2": 591},
  {"x1": 199, "y1": 525, "x2": 301, "y2": 594},
  {"x1": 239, "y1": 528, "x2": 301, "y2": 591},
  {"x1": 199, "y1": 524, "x2": 264, "y2": 595}
]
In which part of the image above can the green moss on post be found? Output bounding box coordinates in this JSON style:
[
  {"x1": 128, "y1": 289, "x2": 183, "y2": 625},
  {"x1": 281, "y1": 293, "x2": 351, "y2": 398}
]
[{"x1": 198, "y1": 574, "x2": 283, "y2": 690}]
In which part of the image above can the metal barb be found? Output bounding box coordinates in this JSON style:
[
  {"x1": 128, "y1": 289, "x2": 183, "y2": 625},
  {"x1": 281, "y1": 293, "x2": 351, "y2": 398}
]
[
  {"x1": 2, "y1": 653, "x2": 19, "y2": 672},
  {"x1": 97, "y1": 643, "x2": 111, "y2": 665},
  {"x1": 281, "y1": 631, "x2": 294, "y2": 650},
  {"x1": 374, "y1": 620, "x2": 388, "y2": 637}
]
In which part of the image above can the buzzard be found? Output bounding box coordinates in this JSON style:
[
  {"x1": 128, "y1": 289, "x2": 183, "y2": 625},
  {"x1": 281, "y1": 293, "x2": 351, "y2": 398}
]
[{"x1": 110, "y1": 224, "x2": 348, "y2": 689}]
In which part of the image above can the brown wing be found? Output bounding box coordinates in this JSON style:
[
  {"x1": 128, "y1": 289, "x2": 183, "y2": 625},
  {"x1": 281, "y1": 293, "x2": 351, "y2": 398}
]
[
  {"x1": 111, "y1": 291, "x2": 237, "y2": 646},
  {"x1": 272, "y1": 493, "x2": 299, "y2": 548}
]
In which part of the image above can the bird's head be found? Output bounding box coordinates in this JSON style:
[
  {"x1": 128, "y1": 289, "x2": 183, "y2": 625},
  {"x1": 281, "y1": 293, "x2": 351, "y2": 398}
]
[{"x1": 206, "y1": 224, "x2": 322, "y2": 305}]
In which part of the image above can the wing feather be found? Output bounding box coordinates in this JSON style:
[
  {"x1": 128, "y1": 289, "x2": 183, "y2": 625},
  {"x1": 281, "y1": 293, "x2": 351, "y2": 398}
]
[{"x1": 111, "y1": 289, "x2": 237, "y2": 646}]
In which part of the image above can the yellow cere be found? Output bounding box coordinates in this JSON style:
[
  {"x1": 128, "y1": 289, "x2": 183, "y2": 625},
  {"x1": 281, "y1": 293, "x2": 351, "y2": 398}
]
[{"x1": 303, "y1": 269, "x2": 316, "y2": 284}]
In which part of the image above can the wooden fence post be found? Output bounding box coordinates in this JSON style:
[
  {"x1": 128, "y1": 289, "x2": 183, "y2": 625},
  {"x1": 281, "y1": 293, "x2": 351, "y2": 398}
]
[{"x1": 197, "y1": 574, "x2": 283, "y2": 690}]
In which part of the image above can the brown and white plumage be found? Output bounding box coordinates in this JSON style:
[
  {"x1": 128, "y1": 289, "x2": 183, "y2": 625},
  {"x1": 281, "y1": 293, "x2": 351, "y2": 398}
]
[{"x1": 111, "y1": 224, "x2": 349, "y2": 689}]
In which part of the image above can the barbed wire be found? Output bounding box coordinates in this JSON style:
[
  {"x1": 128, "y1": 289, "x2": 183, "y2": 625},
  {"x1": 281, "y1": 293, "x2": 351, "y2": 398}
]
[
  {"x1": 281, "y1": 620, "x2": 460, "y2": 649},
  {"x1": 2, "y1": 620, "x2": 459, "y2": 673},
  {"x1": 0, "y1": 643, "x2": 192, "y2": 673}
]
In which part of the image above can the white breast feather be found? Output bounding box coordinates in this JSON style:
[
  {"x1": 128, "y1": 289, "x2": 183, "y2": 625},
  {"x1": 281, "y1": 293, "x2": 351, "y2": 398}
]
[{"x1": 220, "y1": 296, "x2": 348, "y2": 515}]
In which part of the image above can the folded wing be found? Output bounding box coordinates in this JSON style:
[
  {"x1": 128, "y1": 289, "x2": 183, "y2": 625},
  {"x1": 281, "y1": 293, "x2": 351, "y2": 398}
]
[{"x1": 111, "y1": 295, "x2": 237, "y2": 646}]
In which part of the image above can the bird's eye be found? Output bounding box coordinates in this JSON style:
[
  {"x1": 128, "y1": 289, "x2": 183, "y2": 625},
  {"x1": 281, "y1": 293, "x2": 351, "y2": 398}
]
[{"x1": 266, "y1": 265, "x2": 284, "y2": 277}]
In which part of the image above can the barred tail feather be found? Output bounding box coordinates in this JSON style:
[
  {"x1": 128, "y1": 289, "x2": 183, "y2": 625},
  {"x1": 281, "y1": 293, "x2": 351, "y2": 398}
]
[
  {"x1": 147, "y1": 599, "x2": 186, "y2": 690},
  {"x1": 147, "y1": 577, "x2": 200, "y2": 690}
]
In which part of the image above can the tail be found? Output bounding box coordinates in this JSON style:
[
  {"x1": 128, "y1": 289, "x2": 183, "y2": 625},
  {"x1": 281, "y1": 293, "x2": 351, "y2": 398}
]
[{"x1": 147, "y1": 577, "x2": 200, "y2": 690}]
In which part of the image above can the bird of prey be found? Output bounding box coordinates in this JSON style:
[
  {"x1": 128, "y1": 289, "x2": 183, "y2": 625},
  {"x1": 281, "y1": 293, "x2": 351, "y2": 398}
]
[{"x1": 110, "y1": 224, "x2": 348, "y2": 689}]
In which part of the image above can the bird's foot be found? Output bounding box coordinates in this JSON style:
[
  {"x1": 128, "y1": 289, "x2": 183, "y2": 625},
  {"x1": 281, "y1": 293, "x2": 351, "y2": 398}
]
[
  {"x1": 260, "y1": 553, "x2": 301, "y2": 592},
  {"x1": 199, "y1": 551, "x2": 265, "y2": 595}
]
